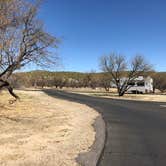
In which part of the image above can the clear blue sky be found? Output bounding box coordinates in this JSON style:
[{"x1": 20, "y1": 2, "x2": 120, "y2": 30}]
[{"x1": 37, "y1": 0, "x2": 166, "y2": 72}]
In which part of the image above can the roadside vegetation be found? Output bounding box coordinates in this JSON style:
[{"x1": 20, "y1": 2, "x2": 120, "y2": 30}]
[
  {"x1": 1, "y1": 0, "x2": 165, "y2": 166},
  {"x1": 0, "y1": 1, "x2": 100, "y2": 165},
  {"x1": 10, "y1": 70, "x2": 166, "y2": 94},
  {"x1": 0, "y1": 90, "x2": 99, "y2": 166},
  {"x1": 0, "y1": 0, "x2": 165, "y2": 98},
  {"x1": 0, "y1": 0, "x2": 58, "y2": 100},
  {"x1": 99, "y1": 53, "x2": 152, "y2": 96},
  {"x1": 68, "y1": 89, "x2": 166, "y2": 102}
]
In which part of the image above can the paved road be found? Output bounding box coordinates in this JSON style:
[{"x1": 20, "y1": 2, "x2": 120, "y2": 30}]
[{"x1": 44, "y1": 90, "x2": 166, "y2": 166}]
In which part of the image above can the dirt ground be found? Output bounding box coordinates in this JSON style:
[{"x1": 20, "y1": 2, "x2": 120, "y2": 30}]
[
  {"x1": 0, "y1": 90, "x2": 99, "y2": 166},
  {"x1": 64, "y1": 88, "x2": 166, "y2": 102},
  {"x1": 104, "y1": 93, "x2": 166, "y2": 102}
]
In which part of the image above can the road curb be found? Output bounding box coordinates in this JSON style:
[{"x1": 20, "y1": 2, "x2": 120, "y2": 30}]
[{"x1": 76, "y1": 114, "x2": 106, "y2": 166}]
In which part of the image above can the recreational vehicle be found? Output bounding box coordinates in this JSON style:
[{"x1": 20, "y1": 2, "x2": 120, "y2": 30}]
[{"x1": 111, "y1": 76, "x2": 153, "y2": 94}]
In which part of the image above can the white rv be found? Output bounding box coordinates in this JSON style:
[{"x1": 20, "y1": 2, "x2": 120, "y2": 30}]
[
  {"x1": 127, "y1": 76, "x2": 153, "y2": 94},
  {"x1": 111, "y1": 76, "x2": 153, "y2": 94}
]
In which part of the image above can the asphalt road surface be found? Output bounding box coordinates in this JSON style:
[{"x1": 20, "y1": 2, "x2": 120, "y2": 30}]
[{"x1": 44, "y1": 90, "x2": 166, "y2": 166}]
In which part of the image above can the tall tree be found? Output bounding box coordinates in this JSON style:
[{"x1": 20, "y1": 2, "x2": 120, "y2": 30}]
[
  {"x1": 0, "y1": 0, "x2": 58, "y2": 99},
  {"x1": 100, "y1": 53, "x2": 152, "y2": 96}
]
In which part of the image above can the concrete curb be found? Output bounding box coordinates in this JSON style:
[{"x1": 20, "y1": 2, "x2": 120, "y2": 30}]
[{"x1": 76, "y1": 115, "x2": 106, "y2": 166}]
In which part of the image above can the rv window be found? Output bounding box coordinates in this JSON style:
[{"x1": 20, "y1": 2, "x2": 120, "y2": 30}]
[
  {"x1": 137, "y1": 81, "x2": 145, "y2": 86},
  {"x1": 128, "y1": 81, "x2": 135, "y2": 86}
]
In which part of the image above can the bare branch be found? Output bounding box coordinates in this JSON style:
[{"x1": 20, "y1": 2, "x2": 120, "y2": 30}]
[
  {"x1": 100, "y1": 53, "x2": 152, "y2": 96},
  {"x1": 0, "y1": 0, "x2": 59, "y2": 99}
]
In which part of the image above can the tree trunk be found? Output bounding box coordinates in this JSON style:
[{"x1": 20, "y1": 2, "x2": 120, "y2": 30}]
[
  {"x1": 104, "y1": 87, "x2": 109, "y2": 92},
  {"x1": 7, "y1": 86, "x2": 20, "y2": 99},
  {"x1": 0, "y1": 79, "x2": 19, "y2": 100},
  {"x1": 118, "y1": 90, "x2": 125, "y2": 96}
]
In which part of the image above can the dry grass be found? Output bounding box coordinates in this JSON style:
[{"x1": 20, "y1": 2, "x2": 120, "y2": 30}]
[
  {"x1": 63, "y1": 87, "x2": 117, "y2": 93},
  {"x1": 0, "y1": 90, "x2": 99, "y2": 166},
  {"x1": 64, "y1": 88, "x2": 166, "y2": 102},
  {"x1": 109, "y1": 93, "x2": 166, "y2": 102}
]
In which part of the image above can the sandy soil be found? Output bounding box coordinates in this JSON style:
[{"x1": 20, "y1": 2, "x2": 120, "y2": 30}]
[{"x1": 0, "y1": 90, "x2": 99, "y2": 166}]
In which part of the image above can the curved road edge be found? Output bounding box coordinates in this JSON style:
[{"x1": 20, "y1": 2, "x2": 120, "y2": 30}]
[{"x1": 76, "y1": 114, "x2": 106, "y2": 166}]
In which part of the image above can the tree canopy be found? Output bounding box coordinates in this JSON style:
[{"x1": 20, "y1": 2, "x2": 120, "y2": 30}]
[
  {"x1": 100, "y1": 53, "x2": 152, "y2": 96},
  {"x1": 0, "y1": 0, "x2": 58, "y2": 99}
]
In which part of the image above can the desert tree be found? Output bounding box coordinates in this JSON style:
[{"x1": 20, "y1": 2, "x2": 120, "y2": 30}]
[
  {"x1": 100, "y1": 53, "x2": 152, "y2": 96},
  {"x1": 0, "y1": 0, "x2": 58, "y2": 100},
  {"x1": 82, "y1": 73, "x2": 91, "y2": 88},
  {"x1": 99, "y1": 73, "x2": 112, "y2": 92}
]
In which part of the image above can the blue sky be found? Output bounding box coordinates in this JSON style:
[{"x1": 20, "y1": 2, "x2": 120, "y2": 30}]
[{"x1": 37, "y1": 0, "x2": 166, "y2": 72}]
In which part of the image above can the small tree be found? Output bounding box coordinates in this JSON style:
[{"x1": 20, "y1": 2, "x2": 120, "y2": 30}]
[
  {"x1": 99, "y1": 73, "x2": 112, "y2": 92},
  {"x1": 0, "y1": 0, "x2": 58, "y2": 99},
  {"x1": 100, "y1": 53, "x2": 152, "y2": 96}
]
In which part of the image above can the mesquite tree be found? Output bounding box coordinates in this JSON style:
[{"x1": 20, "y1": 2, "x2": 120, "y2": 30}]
[
  {"x1": 100, "y1": 53, "x2": 152, "y2": 96},
  {"x1": 0, "y1": 0, "x2": 58, "y2": 99}
]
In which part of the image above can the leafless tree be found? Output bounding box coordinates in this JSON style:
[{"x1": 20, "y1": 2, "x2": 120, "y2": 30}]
[
  {"x1": 100, "y1": 53, "x2": 152, "y2": 96},
  {"x1": 0, "y1": 0, "x2": 58, "y2": 100},
  {"x1": 99, "y1": 73, "x2": 112, "y2": 92}
]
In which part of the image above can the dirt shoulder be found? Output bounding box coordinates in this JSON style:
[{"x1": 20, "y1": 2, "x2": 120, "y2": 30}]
[
  {"x1": 0, "y1": 90, "x2": 100, "y2": 166},
  {"x1": 63, "y1": 89, "x2": 166, "y2": 102},
  {"x1": 104, "y1": 94, "x2": 166, "y2": 102}
]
